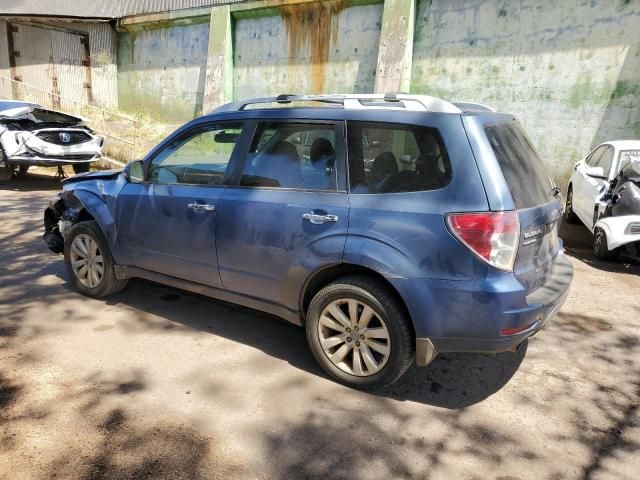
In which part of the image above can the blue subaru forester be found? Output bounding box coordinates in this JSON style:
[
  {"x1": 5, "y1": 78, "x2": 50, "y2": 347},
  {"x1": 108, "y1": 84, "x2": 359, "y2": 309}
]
[{"x1": 44, "y1": 93, "x2": 573, "y2": 389}]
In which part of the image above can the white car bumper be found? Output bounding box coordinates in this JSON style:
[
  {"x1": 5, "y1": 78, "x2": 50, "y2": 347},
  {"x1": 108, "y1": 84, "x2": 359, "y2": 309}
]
[
  {"x1": 594, "y1": 215, "x2": 640, "y2": 250},
  {"x1": 4, "y1": 128, "x2": 103, "y2": 166}
]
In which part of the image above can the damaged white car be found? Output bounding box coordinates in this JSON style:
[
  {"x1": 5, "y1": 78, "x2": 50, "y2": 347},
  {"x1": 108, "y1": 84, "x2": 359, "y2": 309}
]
[
  {"x1": 566, "y1": 140, "x2": 640, "y2": 262},
  {"x1": 0, "y1": 100, "x2": 104, "y2": 178}
]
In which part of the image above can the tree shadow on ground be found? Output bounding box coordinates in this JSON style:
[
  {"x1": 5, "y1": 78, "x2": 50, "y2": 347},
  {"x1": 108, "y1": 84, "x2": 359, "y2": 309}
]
[
  {"x1": 0, "y1": 171, "x2": 63, "y2": 192},
  {"x1": 48, "y1": 407, "x2": 243, "y2": 480},
  {"x1": 100, "y1": 278, "x2": 527, "y2": 409}
]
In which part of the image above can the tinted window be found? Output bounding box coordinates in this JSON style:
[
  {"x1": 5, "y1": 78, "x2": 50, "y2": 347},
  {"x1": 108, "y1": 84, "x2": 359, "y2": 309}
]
[
  {"x1": 347, "y1": 122, "x2": 451, "y2": 194},
  {"x1": 241, "y1": 122, "x2": 339, "y2": 191},
  {"x1": 485, "y1": 122, "x2": 555, "y2": 209},
  {"x1": 595, "y1": 146, "x2": 614, "y2": 176},
  {"x1": 148, "y1": 124, "x2": 241, "y2": 185}
]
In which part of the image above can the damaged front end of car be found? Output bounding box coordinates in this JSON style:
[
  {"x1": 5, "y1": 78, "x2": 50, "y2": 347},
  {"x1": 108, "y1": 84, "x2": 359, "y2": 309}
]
[
  {"x1": 43, "y1": 170, "x2": 126, "y2": 255},
  {"x1": 44, "y1": 191, "x2": 87, "y2": 253}
]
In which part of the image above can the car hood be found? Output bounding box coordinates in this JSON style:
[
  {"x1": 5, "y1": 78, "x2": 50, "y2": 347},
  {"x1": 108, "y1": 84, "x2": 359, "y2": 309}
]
[{"x1": 61, "y1": 169, "x2": 123, "y2": 185}]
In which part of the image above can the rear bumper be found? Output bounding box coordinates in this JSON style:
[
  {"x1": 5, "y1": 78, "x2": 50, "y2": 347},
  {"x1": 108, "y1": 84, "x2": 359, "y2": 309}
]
[
  {"x1": 594, "y1": 215, "x2": 640, "y2": 250},
  {"x1": 392, "y1": 252, "x2": 574, "y2": 366}
]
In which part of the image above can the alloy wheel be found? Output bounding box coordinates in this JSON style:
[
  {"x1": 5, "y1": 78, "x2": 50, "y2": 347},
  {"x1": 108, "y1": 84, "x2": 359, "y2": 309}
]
[
  {"x1": 70, "y1": 234, "x2": 104, "y2": 289},
  {"x1": 317, "y1": 298, "x2": 391, "y2": 377}
]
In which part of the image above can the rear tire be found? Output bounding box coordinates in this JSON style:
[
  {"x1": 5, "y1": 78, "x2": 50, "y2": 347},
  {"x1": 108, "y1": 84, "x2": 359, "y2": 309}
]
[
  {"x1": 593, "y1": 227, "x2": 617, "y2": 260},
  {"x1": 72, "y1": 163, "x2": 91, "y2": 174},
  {"x1": 306, "y1": 275, "x2": 414, "y2": 390},
  {"x1": 64, "y1": 220, "x2": 128, "y2": 298},
  {"x1": 565, "y1": 186, "x2": 579, "y2": 224}
]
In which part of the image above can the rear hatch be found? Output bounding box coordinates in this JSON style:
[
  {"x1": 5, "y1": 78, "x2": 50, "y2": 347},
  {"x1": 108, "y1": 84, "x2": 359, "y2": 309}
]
[{"x1": 482, "y1": 120, "x2": 562, "y2": 295}]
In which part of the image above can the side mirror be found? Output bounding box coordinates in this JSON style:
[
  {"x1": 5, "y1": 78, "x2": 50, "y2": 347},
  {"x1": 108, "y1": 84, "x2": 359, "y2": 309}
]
[
  {"x1": 124, "y1": 160, "x2": 144, "y2": 183},
  {"x1": 584, "y1": 165, "x2": 606, "y2": 179}
]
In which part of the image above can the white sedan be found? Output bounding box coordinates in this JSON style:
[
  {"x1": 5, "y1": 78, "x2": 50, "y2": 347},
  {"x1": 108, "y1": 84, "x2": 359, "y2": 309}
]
[{"x1": 566, "y1": 140, "x2": 640, "y2": 260}]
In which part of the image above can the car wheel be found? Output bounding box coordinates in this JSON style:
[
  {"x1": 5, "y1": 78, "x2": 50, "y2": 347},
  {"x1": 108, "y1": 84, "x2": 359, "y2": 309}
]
[
  {"x1": 64, "y1": 220, "x2": 128, "y2": 298},
  {"x1": 72, "y1": 163, "x2": 91, "y2": 174},
  {"x1": 565, "y1": 186, "x2": 579, "y2": 224},
  {"x1": 0, "y1": 147, "x2": 15, "y2": 180},
  {"x1": 593, "y1": 227, "x2": 617, "y2": 260},
  {"x1": 306, "y1": 275, "x2": 414, "y2": 389}
]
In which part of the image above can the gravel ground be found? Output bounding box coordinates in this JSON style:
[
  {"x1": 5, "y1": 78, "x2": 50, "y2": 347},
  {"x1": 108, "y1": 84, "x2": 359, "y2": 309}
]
[{"x1": 1, "y1": 172, "x2": 639, "y2": 480}]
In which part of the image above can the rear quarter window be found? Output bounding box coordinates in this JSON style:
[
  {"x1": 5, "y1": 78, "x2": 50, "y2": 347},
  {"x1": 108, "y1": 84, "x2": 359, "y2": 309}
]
[
  {"x1": 484, "y1": 122, "x2": 555, "y2": 209},
  {"x1": 347, "y1": 121, "x2": 451, "y2": 194}
]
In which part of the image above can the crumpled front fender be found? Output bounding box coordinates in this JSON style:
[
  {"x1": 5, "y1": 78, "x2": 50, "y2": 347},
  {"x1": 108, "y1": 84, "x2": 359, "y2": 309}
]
[
  {"x1": 594, "y1": 215, "x2": 640, "y2": 250},
  {"x1": 43, "y1": 173, "x2": 127, "y2": 260}
]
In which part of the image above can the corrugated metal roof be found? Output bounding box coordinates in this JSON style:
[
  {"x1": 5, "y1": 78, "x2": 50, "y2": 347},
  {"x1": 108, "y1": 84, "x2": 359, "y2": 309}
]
[{"x1": 0, "y1": 0, "x2": 247, "y2": 19}]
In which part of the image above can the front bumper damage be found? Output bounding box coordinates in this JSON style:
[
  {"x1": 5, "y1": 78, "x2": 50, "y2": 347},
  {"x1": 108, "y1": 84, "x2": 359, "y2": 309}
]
[
  {"x1": 4, "y1": 128, "x2": 103, "y2": 167},
  {"x1": 43, "y1": 192, "x2": 84, "y2": 253}
]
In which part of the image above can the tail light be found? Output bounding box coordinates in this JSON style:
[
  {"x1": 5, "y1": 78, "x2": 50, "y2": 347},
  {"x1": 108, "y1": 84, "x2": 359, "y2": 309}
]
[{"x1": 446, "y1": 211, "x2": 519, "y2": 271}]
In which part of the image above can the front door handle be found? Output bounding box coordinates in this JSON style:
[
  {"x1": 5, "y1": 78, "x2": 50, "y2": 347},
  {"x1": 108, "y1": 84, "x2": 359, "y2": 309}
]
[
  {"x1": 188, "y1": 202, "x2": 215, "y2": 212},
  {"x1": 302, "y1": 212, "x2": 338, "y2": 224}
]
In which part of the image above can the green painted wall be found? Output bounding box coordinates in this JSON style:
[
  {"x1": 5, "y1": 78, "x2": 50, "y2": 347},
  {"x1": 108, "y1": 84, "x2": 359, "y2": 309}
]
[
  {"x1": 411, "y1": 0, "x2": 640, "y2": 185},
  {"x1": 117, "y1": 19, "x2": 210, "y2": 122}
]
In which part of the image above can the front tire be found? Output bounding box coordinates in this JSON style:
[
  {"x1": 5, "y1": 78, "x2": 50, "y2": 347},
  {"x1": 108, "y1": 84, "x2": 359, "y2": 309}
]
[
  {"x1": 593, "y1": 227, "x2": 617, "y2": 260},
  {"x1": 306, "y1": 275, "x2": 414, "y2": 390},
  {"x1": 565, "y1": 186, "x2": 579, "y2": 224},
  {"x1": 72, "y1": 163, "x2": 91, "y2": 174},
  {"x1": 64, "y1": 221, "x2": 128, "y2": 297}
]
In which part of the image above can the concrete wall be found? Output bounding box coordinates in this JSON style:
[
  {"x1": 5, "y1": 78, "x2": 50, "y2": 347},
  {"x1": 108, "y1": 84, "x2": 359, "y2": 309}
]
[
  {"x1": 0, "y1": 21, "x2": 10, "y2": 97},
  {"x1": 112, "y1": 0, "x2": 640, "y2": 183},
  {"x1": 411, "y1": 0, "x2": 640, "y2": 184},
  {"x1": 117, "y1": 19, "x2": 210, "y2": 121},
  {"x1": 233, "y1": 2, "x2": 383, "y2": 98}
]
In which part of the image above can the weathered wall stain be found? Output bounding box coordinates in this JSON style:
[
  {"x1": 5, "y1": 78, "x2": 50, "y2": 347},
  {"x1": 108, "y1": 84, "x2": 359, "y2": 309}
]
[
  {"x1": 233, "y1": 2, "x2": 382, "y2": 98},
  {"x1": 281, "y1": 1, "x2": 345, "y2": 93}
]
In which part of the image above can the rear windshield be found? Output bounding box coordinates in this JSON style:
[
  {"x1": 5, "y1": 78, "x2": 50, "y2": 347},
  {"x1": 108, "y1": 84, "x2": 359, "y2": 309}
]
[{"x1": 485, "y1": 122, "x2": 555, "y2": 209}]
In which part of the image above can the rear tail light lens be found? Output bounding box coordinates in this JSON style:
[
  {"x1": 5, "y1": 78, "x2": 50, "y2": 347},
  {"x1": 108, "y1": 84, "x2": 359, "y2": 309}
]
[{"x1": 447, "y1": 211, "x2": 519, "y2": 271}]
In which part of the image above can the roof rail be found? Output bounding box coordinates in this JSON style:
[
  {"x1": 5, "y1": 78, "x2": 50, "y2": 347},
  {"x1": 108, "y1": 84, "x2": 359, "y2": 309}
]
[
  {"x1": 452, "y1": 102, "x2": 496, "y2": 112},
  {"x1": 211, "y1": 93, "x2": 463, "y2": 114}
]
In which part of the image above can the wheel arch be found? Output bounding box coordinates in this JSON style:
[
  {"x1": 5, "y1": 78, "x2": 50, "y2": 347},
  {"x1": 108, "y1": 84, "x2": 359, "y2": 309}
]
[
  {"x1": 61, "y1": 189, "x2": 115, "y2": 242},
  {"x1": 299, "y1": 263, "x2": 415, "y2": 335}
]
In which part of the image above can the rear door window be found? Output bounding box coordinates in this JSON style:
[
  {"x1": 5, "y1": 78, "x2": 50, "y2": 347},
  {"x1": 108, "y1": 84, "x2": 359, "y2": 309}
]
[
  {"x1": 240, "y1": 122, "x2": 340, "y2": 191},
  {"x1": 347, "y1": 122, "x2": 451, "y2": 193},
  {"x1": 484, "y1": 122, "x2": 555, "y2": 209}
]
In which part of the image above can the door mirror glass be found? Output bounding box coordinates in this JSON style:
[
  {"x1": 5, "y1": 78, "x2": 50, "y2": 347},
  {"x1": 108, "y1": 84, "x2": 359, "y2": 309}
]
[
  {"x1": 125, "y1": 160, "x2": 144, "y2": 183},
  {"x1": 584, "y1": 165, "x2": 606, "y2": 179}
]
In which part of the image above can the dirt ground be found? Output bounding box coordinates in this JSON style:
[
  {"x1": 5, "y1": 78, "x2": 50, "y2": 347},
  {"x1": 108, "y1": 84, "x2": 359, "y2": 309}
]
[{"x1": 1, "y1": 172, "x2": 639, "y2": 480}]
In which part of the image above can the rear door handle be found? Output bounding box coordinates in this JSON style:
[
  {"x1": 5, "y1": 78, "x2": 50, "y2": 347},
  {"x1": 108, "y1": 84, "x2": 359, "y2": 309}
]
[
  {"x1": 188, "y1": 202, "x2": 215, "y2": 212},
  {"x1": 303, "y1": 212, "x2": 338, "y2": 224}
]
